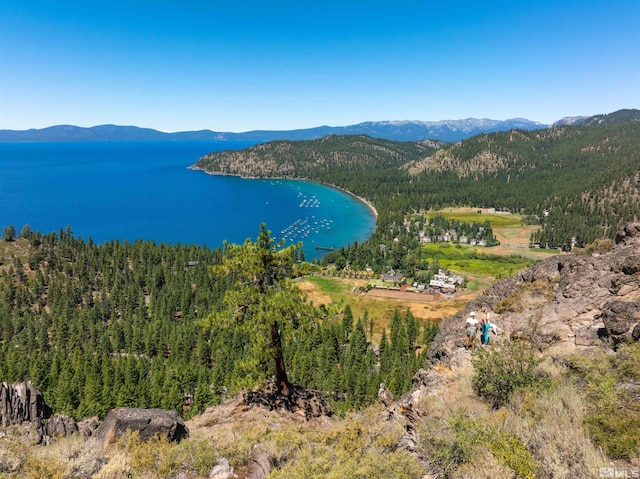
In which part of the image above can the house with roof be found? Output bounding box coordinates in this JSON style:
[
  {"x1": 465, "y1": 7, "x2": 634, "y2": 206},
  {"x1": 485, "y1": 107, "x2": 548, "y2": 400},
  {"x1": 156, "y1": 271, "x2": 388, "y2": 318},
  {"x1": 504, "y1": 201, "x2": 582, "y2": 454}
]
[{"x1": 381, "y1": 270, "x2": 404, "y2": 284}]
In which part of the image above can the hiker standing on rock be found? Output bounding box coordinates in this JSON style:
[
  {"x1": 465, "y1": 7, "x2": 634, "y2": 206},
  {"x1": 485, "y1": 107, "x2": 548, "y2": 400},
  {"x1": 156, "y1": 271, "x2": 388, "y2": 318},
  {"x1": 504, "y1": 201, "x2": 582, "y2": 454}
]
[
  {"x1": 480, "y1": 306, "x2": 498, "y2": 345},
  {"x1": 480, "y1": 307, "x2": 490, "y2": 345},
  {"x1": 465, "y1": 311, "x2": 478, "y2": 352}
]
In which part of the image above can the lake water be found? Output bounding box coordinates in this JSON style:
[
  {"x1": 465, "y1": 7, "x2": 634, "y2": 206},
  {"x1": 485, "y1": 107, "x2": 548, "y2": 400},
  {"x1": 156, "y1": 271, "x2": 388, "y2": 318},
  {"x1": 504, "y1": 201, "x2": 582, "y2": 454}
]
[{"x1": 0, "y1": 141, "x2": 376, "y2": 260}]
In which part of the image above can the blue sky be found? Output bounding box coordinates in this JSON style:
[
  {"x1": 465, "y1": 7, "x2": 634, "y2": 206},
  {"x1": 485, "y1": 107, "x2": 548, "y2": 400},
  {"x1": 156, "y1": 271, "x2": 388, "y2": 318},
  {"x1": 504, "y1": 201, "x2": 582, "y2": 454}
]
[{"x1": 1, "y1": 0, "x2": 638, "y2": 132}]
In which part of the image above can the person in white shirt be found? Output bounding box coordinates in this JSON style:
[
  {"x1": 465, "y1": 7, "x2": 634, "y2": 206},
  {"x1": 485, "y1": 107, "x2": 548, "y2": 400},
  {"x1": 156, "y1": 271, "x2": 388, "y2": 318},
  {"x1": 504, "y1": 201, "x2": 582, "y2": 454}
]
[{"x1": 465, "y1": 311, "x2": 478, "y2": 351}]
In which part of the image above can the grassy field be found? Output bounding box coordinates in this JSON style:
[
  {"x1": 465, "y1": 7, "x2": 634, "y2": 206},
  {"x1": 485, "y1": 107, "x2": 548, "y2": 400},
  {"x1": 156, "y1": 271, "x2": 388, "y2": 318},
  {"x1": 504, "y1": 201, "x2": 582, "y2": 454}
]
[
  {"x1": 419, "y1": 243, "x2": 538, "y2": 283},
  {"x1": 423, "y1": 207, "x2": 560, "y2": 259},
  {"x1": 297, "y1": 275, "x2": 477, "y2": 343},
  {"x1": 432, "y1": 207, "x2": 522, "y2": 223}
]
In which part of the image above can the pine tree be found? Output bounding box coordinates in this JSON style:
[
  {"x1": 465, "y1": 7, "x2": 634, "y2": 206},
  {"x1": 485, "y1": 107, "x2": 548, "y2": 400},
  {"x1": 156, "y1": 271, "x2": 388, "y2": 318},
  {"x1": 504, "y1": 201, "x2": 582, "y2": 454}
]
[
  {"x1": 341, "y1": 304, "x2": 354, "y2": 342},
  {"x1": 201, "y1": 224, "x2": 312, "y2": 398}
]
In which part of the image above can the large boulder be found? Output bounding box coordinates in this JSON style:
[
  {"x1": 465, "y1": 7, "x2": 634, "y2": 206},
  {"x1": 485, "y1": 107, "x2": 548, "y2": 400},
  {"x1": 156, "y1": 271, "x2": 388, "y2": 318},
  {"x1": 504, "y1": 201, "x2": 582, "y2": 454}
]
[
  {"x1": 91, "y1": 407, "x2": 189, "y2": 447},
  {"x1": 600, "y1": 300, "x2": 640, "y2": 343}
]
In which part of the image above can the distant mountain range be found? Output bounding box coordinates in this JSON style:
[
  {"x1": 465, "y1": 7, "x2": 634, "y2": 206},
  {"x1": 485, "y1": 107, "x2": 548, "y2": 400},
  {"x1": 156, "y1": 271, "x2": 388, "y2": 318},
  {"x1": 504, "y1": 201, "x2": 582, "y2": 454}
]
[
  {"x1": 2, "y1": 110, "x2": 637, "y2": 142},
  {"x1": 0, "y1": 118, "x2": 549, "y2": 143}
]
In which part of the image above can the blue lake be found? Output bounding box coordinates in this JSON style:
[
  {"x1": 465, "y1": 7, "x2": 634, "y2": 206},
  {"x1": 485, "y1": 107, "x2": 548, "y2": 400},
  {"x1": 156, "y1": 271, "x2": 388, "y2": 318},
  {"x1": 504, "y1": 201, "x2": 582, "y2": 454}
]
[{"x1": 0, "y1": 141, "x2": 376, "y2": 260}]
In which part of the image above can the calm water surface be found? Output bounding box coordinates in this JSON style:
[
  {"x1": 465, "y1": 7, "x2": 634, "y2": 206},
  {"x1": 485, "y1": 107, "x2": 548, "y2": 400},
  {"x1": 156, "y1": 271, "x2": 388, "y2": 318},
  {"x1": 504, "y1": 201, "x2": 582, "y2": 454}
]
[{"x1": 0, "y1": 141, "x2": 376, "y2": 260}]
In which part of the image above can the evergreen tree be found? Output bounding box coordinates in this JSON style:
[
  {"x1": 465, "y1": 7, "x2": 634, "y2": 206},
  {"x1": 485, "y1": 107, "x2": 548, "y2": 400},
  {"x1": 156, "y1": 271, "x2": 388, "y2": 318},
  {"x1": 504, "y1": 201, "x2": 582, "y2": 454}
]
[
  {"x1": 201, "y1": 224, "x2": 311, "y2": 398},
  {"x1": 341, "y1": 304, "x2": 354, "y2": 342},
  {"x1": 2, "y1": 224, "x2": 16, "y2": 242}
]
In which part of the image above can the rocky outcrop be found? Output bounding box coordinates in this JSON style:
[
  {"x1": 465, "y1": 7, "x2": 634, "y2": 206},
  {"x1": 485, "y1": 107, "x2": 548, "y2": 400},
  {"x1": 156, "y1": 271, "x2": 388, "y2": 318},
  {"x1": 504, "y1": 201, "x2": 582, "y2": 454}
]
[
  {"x1": 0, "y1": 382, "x2": 83, "y2": 445},
  {"x1": 77, "y1": 416, "x2": 101, "y2": 438},
  {"x1": 91, "y1": 407, "x2": 189, "y2": 447},
  {"x1": 426, "y1": 221, "x2": 640, "y2": 371},
  {"x1": 615, "y1": 221, "x2": 640, "y2": 245},
  {"x1": 0, "y1": 381, "x2": 52, "y2": 428}
]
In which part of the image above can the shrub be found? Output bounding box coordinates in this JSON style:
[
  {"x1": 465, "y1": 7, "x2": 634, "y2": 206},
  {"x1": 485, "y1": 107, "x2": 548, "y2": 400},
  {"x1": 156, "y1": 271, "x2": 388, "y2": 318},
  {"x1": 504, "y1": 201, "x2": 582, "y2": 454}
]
[
  {"x1": 420, "y1": 410, "x2": 538, "y2": 479},
  {"x1": 472, "y1": 339, "x2": 550, "y2": 408},
  {"x1": 576, "y1": 342, "x2": 640, "y2": 459},
  {"x1": 421, "y1": 412, "x2": 481, "y2": 478},
  {"x1": 267, "y1": 411, "x2": 422, "y2": 479},
  {"x1": 489, "y1": 431, "x2": 537, "y2": 479},
  {"x1": 585, "y1": 412, "x2": 640, "y2": 459},
  {"x1": 577, "y1": 238, "x2": 614, "y2": 255}
]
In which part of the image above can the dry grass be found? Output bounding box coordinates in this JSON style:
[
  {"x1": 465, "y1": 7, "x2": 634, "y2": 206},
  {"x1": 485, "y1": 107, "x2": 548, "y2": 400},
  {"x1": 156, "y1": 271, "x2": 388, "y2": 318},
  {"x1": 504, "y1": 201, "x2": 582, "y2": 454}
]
[
  {"x1": 187, "y1": 398, "x2": 422, "y2": 478},
  {"x1": 494, "y1": 279, "x2": 554, "y2": 313},
  {"x1": 506, "y1": 382, "x2": 607, "y2": 478},
  {"x1": 0, "y1": 433, "x2": 108, "y2": 479},
  {"x1": 0, "y1": 359, "x2": 619, "y2": 479},
  {"x1": 416, "y1": 354, "x2": 613, "y2": 479}
]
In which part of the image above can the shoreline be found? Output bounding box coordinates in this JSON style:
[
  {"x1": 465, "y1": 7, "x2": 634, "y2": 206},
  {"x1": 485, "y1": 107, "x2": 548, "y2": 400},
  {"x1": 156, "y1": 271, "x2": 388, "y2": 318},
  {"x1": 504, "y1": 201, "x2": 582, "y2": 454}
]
[
  {"x1": 319, "y1": 181, "x2": 378, "y2": 220},
  {"x1": 188, "y1": 164, "x2": 379, "y2": 221}
]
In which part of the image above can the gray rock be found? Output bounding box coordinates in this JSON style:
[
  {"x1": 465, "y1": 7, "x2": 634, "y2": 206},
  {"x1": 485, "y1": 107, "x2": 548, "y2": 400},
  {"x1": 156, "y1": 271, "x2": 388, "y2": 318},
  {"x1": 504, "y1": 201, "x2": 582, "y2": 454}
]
[
  {"x1": 77, "y1": 416, "x2": 101, "y2": 438},
  {"x1": 633, "y1": 324, "x2": 640, "y2": 342},
  {"x1": 574, "y1": 325, "x2": 605, "y2": 346},
  {"x1": 611, "y1": 254, "x2": 640, "y2": 275},
  {"x1": 44, "y1": 414, "x2": 78, "y2": 440},
  {"x1": 615, "y1": 221, "x2": 640, "y2": 245},
  {"x1": 247, "y1": 445, "x2": 271, "y2": 479},
  {"x1": 0, "y1": 382, "x2": 80, "y2": 445},
  {"x1": 210, "y1": 457, "x2": 235, "y2": 479},
  {"x1": 91, "y1": 407, "x2": 189, "y2": 447},
  {"x1": 601, "y1": 300, "x2": 640, "y2": 340}
]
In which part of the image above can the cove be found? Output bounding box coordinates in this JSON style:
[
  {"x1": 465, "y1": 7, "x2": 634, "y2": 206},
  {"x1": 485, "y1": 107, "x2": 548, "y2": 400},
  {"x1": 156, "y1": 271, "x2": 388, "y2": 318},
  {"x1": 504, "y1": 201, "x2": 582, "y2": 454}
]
[{"x1": 0, "y1": 140, "x2": 376, "y2": 260}]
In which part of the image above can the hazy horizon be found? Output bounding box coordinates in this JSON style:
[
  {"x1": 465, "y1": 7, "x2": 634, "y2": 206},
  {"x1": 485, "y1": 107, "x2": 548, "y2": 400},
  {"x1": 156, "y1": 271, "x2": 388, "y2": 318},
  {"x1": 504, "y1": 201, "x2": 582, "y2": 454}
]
[{"x1": 1, "y1": 1, "x2": 638, "y2": 132}]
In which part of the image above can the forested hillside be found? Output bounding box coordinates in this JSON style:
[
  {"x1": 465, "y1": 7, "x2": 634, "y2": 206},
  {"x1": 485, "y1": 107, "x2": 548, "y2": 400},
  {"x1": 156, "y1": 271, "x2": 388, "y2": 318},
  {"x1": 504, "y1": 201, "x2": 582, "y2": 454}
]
[
  {"x1": 0, "y1": 228, "x2": 435, "y2": 420},
  {"x1": 193, "y1": 109, "x2": 640, "y2": 253},
  {"x1": 406, "y1": 120, "x2": 640, "y2": 250},
  {"x1": 192, "y1": 135, "x2": 443, "y2": 177}
]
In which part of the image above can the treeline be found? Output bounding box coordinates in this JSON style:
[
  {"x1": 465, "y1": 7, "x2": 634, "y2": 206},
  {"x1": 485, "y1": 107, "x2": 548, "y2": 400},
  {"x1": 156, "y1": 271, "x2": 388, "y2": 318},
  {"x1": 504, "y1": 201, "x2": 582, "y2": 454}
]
[{"x1": 0, "y1": 229, "x2": 436, "y2": 419}]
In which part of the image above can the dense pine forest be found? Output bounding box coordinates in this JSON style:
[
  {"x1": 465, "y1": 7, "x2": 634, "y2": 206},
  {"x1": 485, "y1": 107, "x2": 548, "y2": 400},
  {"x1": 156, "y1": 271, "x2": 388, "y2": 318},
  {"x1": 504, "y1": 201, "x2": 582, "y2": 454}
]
[
  {"x1": 0, "y1": 227, "x2": 435, "y2": 419},
  {"x1": 194, "y1": 109, "x2": 640, "y2": 254}
]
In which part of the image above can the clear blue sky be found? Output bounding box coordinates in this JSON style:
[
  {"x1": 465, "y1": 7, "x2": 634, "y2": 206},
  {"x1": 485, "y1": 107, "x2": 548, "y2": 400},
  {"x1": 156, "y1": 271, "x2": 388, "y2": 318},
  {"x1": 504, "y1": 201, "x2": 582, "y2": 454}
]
[{"x1": 1, "y1": 0, "x2": 638, "y2": 132}]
